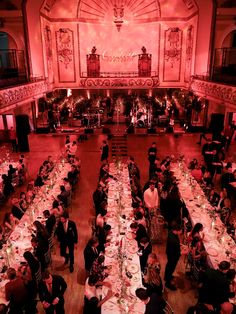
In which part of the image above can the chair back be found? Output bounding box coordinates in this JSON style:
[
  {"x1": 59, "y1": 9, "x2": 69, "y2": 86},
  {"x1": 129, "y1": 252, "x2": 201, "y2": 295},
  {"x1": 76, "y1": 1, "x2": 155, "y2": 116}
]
[{"x1": 163, "y1": 300, "x2": 174, "y2": 314}]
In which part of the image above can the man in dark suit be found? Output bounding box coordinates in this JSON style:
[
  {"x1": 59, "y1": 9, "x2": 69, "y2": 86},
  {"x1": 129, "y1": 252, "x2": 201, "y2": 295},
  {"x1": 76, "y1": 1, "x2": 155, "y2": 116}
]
[
  {"x1": 5, "y1": 267, "x2": 30, "y2": 314},
  {"x1": 83, "y1": 237, "x2": 100, "y2": 275},
  {"x1": 93, "y1": 185, "x2": 107, "y2": 215},
  {"x1": 198, "y1": 261, "x2": 231, "y2": 308},
  {"x1": 139, "y1": 237, "x2": 152, "y2": 272},
  {"x1": 135, "y1": 288, "x2": 166, "y2": 314},
  {"x1": 43, "y1": 210, "x2": 56, "y2": 236},
  {"x1": 56, "y1": 212, "x2": 78, "y2": 273},
  {"x1": 164, "y1": 223, "x2": 182, "y2": 290},
  {"x1": 38, "y1": 270, "x2": 67, "y2": 314},
  {"x1": 130, "y1": 222, "x2": 148, "y2": 247}
]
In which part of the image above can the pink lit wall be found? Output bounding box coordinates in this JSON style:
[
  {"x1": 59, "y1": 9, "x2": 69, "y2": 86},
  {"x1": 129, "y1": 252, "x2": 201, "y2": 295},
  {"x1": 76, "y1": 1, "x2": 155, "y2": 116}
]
[
  {"x1": 26, "y1": 0, "x2": 45, "y2": 78},
  {"x1": 79, "y1": 23, "x2": 159, "y2": 74},
  {"x1": 194, "y1": 0, "x2": 213, "y2": 76}
]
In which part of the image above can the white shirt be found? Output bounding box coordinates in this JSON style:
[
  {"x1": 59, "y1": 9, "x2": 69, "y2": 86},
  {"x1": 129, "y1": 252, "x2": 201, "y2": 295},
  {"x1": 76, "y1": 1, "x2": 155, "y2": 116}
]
[
  {"x1": 84, "y1": 278, "x2": 100, "y2": 300},
  {"x1": 144, "y1": 187, "x2": 159, "y2": 209},
  {"x1": 69, "y1": 144, "x2": 77, "y2": 155}
]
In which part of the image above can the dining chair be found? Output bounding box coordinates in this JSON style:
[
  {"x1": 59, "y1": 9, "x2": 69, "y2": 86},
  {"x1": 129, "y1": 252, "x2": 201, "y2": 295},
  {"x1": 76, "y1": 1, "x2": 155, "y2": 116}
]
[{"x1": 163, "y1": 300, "x2": 174, "y2": 314}]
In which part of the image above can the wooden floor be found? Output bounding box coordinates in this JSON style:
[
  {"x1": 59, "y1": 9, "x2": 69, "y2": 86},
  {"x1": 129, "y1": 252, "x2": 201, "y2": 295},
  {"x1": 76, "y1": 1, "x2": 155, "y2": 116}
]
[{"x1": 0, "y1": 131, "x2": 235, "y2": 314}]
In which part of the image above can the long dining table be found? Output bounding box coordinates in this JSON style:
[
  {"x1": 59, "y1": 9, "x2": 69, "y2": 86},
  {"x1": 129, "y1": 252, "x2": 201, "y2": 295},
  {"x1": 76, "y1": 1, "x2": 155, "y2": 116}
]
[
  {"x1": 102, "y1": 163, "x2": 145, "y2": 314},
  {"x1": 172, "y1": 162, "x2": 236, "y2": 270},
  {"x1": 0, "y1": 160, "x2": 71, "y2": 304}
]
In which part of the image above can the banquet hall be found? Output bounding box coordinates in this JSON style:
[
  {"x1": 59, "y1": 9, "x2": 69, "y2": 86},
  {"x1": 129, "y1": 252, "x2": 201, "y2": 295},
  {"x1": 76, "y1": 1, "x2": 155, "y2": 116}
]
[{"x1": 0, "y1": 0, "x2": 236, "y2": 314}]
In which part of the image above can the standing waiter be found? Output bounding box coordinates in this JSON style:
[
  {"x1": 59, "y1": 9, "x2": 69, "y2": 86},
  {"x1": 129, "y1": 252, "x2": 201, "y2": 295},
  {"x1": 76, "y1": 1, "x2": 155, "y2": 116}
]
[
  {"x1": 56, "y1": 211, "x2": 78, "y2": 273},
  {"x1": 164, "y1": 223, "x2": 182, "y2": 290}
]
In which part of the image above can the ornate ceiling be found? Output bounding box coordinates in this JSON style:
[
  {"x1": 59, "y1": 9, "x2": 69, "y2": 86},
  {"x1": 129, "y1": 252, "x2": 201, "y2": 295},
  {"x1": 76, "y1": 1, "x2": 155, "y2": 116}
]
[{"x1": 41, "y1": 0, "x2": 199, "y2": 20}]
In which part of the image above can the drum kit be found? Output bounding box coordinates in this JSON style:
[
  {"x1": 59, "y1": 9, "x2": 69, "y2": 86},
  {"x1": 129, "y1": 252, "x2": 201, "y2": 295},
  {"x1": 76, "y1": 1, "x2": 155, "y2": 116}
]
[{"x1": 130, "y1": 108, "x2": 150, "y2": 128}]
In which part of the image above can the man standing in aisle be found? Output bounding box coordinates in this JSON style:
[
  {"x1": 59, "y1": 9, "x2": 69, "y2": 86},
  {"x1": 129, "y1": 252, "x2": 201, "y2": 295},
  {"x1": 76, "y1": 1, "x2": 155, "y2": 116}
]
[
  {"x1": 56, "y1": 212, "x2": 78, "y2": 273},
  {"x1": 164, "y1": 223, "x2": 182, "y2": 290},
  {"x1": 147, "y1": 142, "x2": 157, "y2": 178},
  {"x1": 144, "y1": 181, "x2": 159, "y2": 215},
  {"x1": 39, "y1": 270, "x2": 67, "y2": 314}
]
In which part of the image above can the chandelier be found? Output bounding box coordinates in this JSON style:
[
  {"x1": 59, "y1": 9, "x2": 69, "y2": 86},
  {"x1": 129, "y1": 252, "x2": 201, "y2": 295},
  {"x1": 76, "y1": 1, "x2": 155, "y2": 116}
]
[{"x1": 113, "y1": 1, "x2": 124, "y2": 32}]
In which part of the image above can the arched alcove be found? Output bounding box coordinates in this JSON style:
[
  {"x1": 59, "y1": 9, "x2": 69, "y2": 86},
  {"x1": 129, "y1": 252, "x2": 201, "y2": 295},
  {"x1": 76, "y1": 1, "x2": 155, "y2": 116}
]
[
  {"x1": 0, "y1": 31, "x2": 18, "y2": 50},
  {"x1": 222, "y1": 29, "x2": 236, "y2": 48}
]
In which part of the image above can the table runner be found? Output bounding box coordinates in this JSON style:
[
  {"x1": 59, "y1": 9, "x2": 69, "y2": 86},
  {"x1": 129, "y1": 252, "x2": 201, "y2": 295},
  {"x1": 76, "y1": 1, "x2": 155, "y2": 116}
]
[{"x1": 102, "y1": 163, "x2": 145, "y2": 314}]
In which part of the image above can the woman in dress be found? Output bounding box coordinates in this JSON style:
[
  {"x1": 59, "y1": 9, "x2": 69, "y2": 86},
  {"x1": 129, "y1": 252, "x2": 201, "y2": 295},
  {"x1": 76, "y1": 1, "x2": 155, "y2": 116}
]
[{"x1": 3, "y1": 212, "x2": 18, "y2": 234}]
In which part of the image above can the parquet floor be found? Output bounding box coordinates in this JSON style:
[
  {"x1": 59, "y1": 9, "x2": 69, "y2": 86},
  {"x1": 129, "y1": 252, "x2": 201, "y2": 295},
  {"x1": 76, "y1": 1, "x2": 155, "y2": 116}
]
[{"x1": 0, "y1": 131, "x2": 235, "y2": 314}]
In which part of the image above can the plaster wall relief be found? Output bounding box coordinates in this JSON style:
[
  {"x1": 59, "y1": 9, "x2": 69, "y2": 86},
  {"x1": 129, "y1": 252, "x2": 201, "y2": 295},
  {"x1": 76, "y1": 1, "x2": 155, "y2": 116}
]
[
  {"x1": 184, "y1": 25, "x2": 194, "y2": 82},
  {"x1": 55, "y1": 28, "x2": 76, "y2": 82},
  {"x1": 44, "y1": 25, "x2": 54, "y2": 83},
  {"x1": 163, "y1": 27, "x2": 183, "y2": 82}
]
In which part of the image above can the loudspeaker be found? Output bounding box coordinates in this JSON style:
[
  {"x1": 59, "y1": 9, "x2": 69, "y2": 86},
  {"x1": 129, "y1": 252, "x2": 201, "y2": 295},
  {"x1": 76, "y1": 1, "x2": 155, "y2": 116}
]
[
  {"x1": 209, "y1": 114, "x2": 224, "y2": 133},
  {"x1": 84, "y1": 128, "x2": 94, "y2": 134},
  {"x1": 15, "y1": 115, "x2": 31, "y2": 136},
  {"x1": 17, "y1": 134, "x2": 29, "y2": 152},
  {"x1": 147, "y1": 128, "x2": 156, "y2": 134},
  {"x1": 15, "y1": 115, "x2": 30, "y2": 152},
  {"x1": 102, "y1": 127, "x2": 111, "y2": 134},
  {"x1": 36, "y1": 127, "x2": 50, "y2": 134}
]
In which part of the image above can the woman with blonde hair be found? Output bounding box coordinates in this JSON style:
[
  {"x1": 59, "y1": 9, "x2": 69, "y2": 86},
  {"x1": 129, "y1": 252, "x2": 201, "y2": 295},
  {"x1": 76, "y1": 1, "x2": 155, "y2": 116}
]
[
  {"x1": 143, "y1": 264, "x2": 163, "y2": 296},
  {"x1": 146, "y1": 253, "x2": 161, "y2": 273}
]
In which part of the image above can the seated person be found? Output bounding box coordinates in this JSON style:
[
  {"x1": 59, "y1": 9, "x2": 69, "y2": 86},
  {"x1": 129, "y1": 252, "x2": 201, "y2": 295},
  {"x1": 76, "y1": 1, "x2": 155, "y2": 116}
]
[
  {"x1": 2, "y1": 174, "x2": 14, "y2": 197},
  {"x1": 188, "y1": 158, "x2": 198, "y2": 170},
  {"x1": 3, "y1": 212, "x2": 18, "y2": 234},
  {"x1": 96, "y1": 224, "x2": 112, "y2": 252},
  {"x1": 208, "y1": 189, "x2": 220, "y2": 207},
  {"x1": 191, "y1": 165, "x2": 203, "y2": 182},
  {"x1": 63, "y1": 177, "x2": 71, "y2": 192},
  {"x1": 19, "y1": 191, "x2": 29, "y2": 211},
  {"x1": 67, "y1": 165, "x2": 79, "y2": 185},
  {"x1": 11, "y1": 198, "x2": 25, "y2": 220},
  {"x1": 135, "y1": 288, "x2": 166, "y2": 313},
  {"x1": 43, "y1": 210, "x2": 56, "y2": 236},
  {"x1": 51, "y1": 200, "x2": 64, "y2": 219},
  {"x1": 93, "y1": 185, "x2": 107, "y2": 215},
  {"x1": 217, "y1": 198, "x2": 232, "y2": 226},
  {"x1": 139, "y1": 237, "x2": 152, "y2": 272},
  {"x1": 143, "y1": 265, "x2": 163, "y2": 297},
  {"x1": 90, "y1": 255, "x2": 109, "y2": 282},
  {"x1": 83, "y1": 275, "x2": 113, "y2": 314},
  {"x1": 8, "y1": 164, "x2": 17, "y2": 180},
  {"x1": 130, "y1": 222, "x2": 148, "y2": 247},
  {"x1": 57, "y1": 185, "x2": 70, "y2": 207},
  {"x1": 34, "y1": 172, "x2": 44, "y2": 187},
  {"x1": 190, "y1": 236, "x2": 207, "y2": 268}
]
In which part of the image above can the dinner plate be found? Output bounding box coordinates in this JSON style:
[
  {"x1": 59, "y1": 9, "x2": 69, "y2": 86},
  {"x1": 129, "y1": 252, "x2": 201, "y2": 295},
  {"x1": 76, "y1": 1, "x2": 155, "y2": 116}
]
[
  {"x1": 126, "y1": 232, "x2": 134, "y2": 240},
  {"x1": 127, "y1": 263, "x2": 139, "y2": 274},
  {"x1": 127, "y1": 245, "x2": 138, "y2": 254},
  {"x1": 207, "y1": 247, "x2": 218, "y2": 257},
  {"x1": 105, "y1": 248, "x2": 116, "y2": 258}
]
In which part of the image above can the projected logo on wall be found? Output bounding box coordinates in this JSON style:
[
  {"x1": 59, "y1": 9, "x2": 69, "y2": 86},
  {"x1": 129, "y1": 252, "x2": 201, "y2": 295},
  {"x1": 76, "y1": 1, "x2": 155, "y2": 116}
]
[
  {"x1": 78, "y1": 0, "x2": 160, "y2": 73},
  {"x1": 79, "y1": 23, "x2": 159, "y2": 73}
]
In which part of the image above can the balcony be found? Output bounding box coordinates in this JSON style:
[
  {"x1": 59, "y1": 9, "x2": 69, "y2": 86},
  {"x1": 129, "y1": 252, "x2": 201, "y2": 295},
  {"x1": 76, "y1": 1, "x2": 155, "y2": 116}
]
[
  {"x1": 212, "y1": 47, "x2": 236, "y2": 86},
  {"x1": 190, "y1": 76, "x2": 236, "y2": 106},
  {"x1": 0, "y1": 49, "x2": 28, "y2": 88}
]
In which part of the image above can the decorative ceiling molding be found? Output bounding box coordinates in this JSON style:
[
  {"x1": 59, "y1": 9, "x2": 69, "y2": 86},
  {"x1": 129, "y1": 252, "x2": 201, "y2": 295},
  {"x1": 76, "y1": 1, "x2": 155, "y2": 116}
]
[
  {"x1": 77, "y1": 0, "x2": 161, "y2": 23},
  {"x1": 191, "y1": 78, "x2": 236, "y2": 105}
]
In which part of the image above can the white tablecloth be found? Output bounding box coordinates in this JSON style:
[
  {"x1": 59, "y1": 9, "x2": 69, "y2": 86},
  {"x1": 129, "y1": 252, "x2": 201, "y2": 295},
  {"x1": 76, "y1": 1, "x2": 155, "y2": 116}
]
[
  {"x1": 102, "y1": 163, "x2": 145, "y2": 314},
  {"x1": 0, "y1": 161, "x2": 70, "y2": 303},
  {"x1": 172, "y1": 162, "x2": 236, "y2": 269}
]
